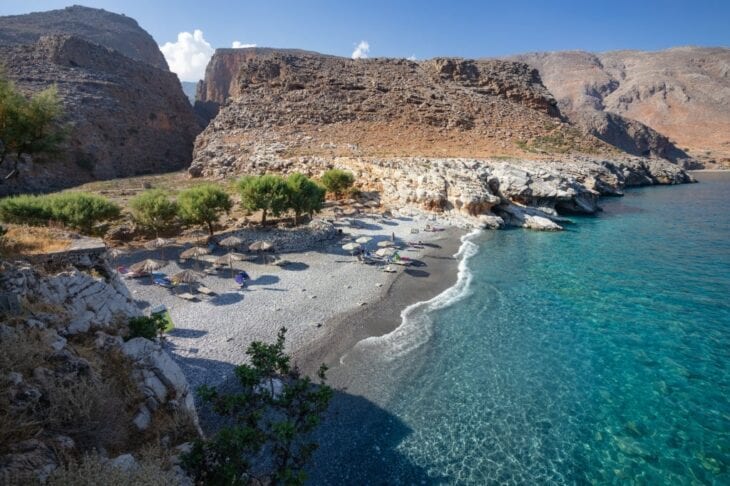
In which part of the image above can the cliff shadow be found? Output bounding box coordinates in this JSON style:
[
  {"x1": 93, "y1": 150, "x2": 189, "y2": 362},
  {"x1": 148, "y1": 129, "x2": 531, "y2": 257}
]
[{"x1": 167, "y1": 352, "x2": 445, "y2": 484}]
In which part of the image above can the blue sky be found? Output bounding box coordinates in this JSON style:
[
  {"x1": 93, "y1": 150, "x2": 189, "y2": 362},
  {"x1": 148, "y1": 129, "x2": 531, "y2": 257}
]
[{"x1": 2, "y1": 1, "x2": 728, "y2": 80}]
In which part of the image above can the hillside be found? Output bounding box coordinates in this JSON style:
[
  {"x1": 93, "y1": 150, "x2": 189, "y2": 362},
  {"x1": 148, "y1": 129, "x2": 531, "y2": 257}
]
[
  {"x1": 190, "y1": 49, "x2": 611, "y2": 179},
  {"x1": 513, "y1": 47, "x2": 730, "y2": 168},
  {"x1": 0, "y1": 4, "x2": 168, "y2": 70},
  {"x1": 0, "y1": 7, "x2": 199, "y2": 196}
]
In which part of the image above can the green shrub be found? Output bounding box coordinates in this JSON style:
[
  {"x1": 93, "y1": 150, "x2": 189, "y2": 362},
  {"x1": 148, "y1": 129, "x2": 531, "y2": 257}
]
[
  {"x1": 182, "y1": 327, "x2": 332, "y2": 485},
  {"x1": 237, "y1": 174, "x2": 289, "y2": 225},
  {"x1": 177, "y1": 183, "x2": 232, "y2": 236},
  {"x1": 129, "y1": 189, "x2": 179, "y2": 236},
  {"x1": 0, "y1": 192, "x2": 119, "y2": 234},
  {"x1": 320, "y1": 169, "x2": 354, "y2": 198},
  {"x1": 47, "y1": 193, "x2": 121, "y2": 234},
  {"x1": 127, "y1": 313, "x2": 167, "y2": 341},
  {"x1": 286, "y1": 173, "x2": 325, "y2": 225},
  {"x1": 0, "y1": 194, "x2": 51, "y2": 225}
]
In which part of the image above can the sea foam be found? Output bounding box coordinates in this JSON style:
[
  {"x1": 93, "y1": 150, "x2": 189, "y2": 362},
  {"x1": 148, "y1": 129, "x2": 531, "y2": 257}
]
[{"x1": 344, "y1": 228, "x2": 482, "y2": 363}]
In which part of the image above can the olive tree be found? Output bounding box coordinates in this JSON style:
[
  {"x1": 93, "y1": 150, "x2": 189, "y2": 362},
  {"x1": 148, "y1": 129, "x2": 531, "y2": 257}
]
[
  {"x1": 177, "y1": 184, "x2": 232, "y2": 236},
  {"x1": 0, "y1": 74, "x2": 65, "y2": 181}
]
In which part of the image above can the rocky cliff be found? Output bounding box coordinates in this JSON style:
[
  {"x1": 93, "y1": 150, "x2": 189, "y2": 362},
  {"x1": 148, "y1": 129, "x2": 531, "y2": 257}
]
[
  {"x1": 513, "y1": 47, "x2": 730, "y2": 168},
  {"x1": 191, "y1": 49, "x2": 693, "y2": 230},
  {"x1": 0, "y1": 7, "x2": 199, "y2": 196},
  {"x1": 0, "y1": 5, "x2": 168, "y2": 70},
  {"x1": 191, "y1": 49, "x2": 609, "y2": 175},
  {"x1": 0, "y1": 253, "x2": 198, "y2": 482}
]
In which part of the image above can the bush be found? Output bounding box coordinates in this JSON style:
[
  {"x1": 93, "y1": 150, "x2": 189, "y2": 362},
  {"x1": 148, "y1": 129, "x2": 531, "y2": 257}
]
[
  {"x1": 127, "y1": 313, "x2": 167, "y2": 341},
  {"x1": 182, "y1": 327, "x2": 332, "y2": 485},
  {"x1": 237, "y1": 174, "x2": 289, "y2": 225},
  {"x1": 286, "y1": 173, "x2": 325, "y2": 225},
  {"x1": 129, "y1": 189, "x2": 179, "y2": 236},
  {"x1": 177, "y1": 184, "x2": 232, "y2": 236},
  {"x1": 47, "y1": 193, "x2": 121, "y2": 234},
  {"x1": 320, "y1": 169, "x2": 354, "y2": 198},
  {"x1": 0, "y1": 192, "x2": 120, "y2": 234},
  {"x1": 48, "y1": 453, "x2": 178, "y2": 486},
  {"x1": 0, "y1": 194, "x2": 52, "y2": 225}
]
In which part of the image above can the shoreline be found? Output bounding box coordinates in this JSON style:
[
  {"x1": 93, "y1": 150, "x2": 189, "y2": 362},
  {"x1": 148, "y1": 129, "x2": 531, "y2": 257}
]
[{"x1": 296, "y1": 227, "x2": 467, "y2": 386}]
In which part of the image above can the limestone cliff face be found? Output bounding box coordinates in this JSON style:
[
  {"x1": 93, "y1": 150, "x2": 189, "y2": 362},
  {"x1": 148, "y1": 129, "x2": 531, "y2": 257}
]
[
  {"x1": 513, "y1": 47, "x2": 730, "y2": 168},
  {"x1": 0, "y1": 5, "x2": 168, "y2": 70},
  {"x1": 0, "y1": 34, "x2": 200, "y2": 195},
  {"x1": 191, "y1": 49, "x2": 609, "y2": 178}
]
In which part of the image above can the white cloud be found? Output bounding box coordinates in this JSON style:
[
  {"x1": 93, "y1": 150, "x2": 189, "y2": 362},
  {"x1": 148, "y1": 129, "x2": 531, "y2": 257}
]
[
  {"x1": 159, "y1": 29, "x2": 214, "y2": 82},
  {"x1": 407, "y1": 54, "x2": 417, "y2": 61},
  {"x1": 232, "y1": 41, "x2": 257, "y2": 48},
  {"x1": 351, "y1": 40, "x2": 370, "y2": 59}
]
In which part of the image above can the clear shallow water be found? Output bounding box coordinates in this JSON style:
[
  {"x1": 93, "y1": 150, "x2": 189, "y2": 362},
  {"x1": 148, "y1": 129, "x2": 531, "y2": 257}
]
[{"x1": 312, "y1": 173, "x2": 730, "y2": 484}]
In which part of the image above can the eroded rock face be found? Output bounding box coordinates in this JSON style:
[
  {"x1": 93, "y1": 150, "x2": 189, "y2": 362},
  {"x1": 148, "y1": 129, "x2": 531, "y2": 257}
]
[
  {"x1": 0, "y1": 5, "x2": 168, "y2": 69},
  {"x1": 514, "y1": 48, "x2": 730, "y2": 168},
  {"x1": 0, "y1": 6, "x2": 200, "y2": 195}
]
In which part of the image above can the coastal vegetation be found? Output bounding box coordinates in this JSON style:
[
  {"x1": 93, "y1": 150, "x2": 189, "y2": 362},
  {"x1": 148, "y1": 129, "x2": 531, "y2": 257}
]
[
  {"x1": 176, "y1": 183, "x2": 233, "y2": 236},
  {"x1": 183, "y1": 327, "x2": 333, "y2": 485},
  {"x1": 128, "y1": 188, "x2": 179, "y2": 237},
  {"x1": 237, "y1": 174, "x2": 290, "y2": 225},
  {"x1": 320, "y1": 169, "x2": 355, "y2": 199},
  {"x1": 0, "y1": 192, "x2": 120, "y2": 234},
  {"x1": 0, "y1": 73, "x2": 66, "y2": 181}
]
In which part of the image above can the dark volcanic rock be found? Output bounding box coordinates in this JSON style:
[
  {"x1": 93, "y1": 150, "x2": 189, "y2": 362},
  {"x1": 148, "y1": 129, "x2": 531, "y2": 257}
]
[
  {"x1": 0, "y1": 34, "x2": 199, "y2": 195},
  {"x1": 0, "y1": 5, "x2": 168, "y2": 70}
]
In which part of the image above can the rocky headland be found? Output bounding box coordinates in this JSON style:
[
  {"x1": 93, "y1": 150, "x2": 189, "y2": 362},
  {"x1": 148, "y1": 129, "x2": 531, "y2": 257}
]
[
  {"x1": 0, "y1": 6, "x2": 199, "y2": 196},
  {"x1": 190, "y1": 49, "x2": 693, "y2": 230}
]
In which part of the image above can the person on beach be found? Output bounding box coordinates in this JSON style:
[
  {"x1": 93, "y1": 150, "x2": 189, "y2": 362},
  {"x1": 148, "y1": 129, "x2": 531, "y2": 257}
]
[{"x1": 235, "y1": 270, "x2": 250, "y2": 289}]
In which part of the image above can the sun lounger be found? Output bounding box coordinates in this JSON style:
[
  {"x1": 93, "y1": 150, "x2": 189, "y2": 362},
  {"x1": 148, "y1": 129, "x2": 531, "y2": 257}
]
[
  {"x1": 204, "y1": 267, "x2": 219, "y2": 275},
  {"x1": 198, "y1": 286, "x2": 216, "y2": 296},
  {"x1": 177, "y1": 292, "x2": 197, "y2": 301},
  {"x1": 392, "y1": 260, "x2": 411, "y2": 266},
  {"x1": 383, "y1": 265, "x2": 397, "y2": 273},
  {"x1": 117, "y1": 266, "x2": 146, "y2": 279},
  {"x1": 153, "y1": 276, "x2": 173, "y2": 288}
]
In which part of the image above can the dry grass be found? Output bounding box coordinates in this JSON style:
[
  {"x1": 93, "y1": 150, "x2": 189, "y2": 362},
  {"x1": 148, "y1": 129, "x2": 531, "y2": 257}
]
[
  {"x1": 0, "y1": 328, "x2": 49, "y2": 375},
  {"x1": 47, "y1": 453, "x2": 179, "y2": 486},
  {"x1": 44, "y1": 375, "x2": 134, "y2": 453},
  {"x1": 0, "y1": 225, "x2": 72, "y2": 257}
]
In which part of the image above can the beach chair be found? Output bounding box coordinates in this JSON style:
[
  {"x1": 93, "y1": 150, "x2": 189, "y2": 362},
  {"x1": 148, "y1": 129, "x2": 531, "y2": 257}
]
[
  {"x1": 153, "y1": 276, "x2": 173, "y2": 288},
  {"x1": 177, "y1": 292, "x2": 197, "y2": 301},
  {"x1": 383, "y1": 265, "x2": 397, "y2": 273},
  {"x1": 198, "y1": 286, "x2": 216, "y2": 296}
]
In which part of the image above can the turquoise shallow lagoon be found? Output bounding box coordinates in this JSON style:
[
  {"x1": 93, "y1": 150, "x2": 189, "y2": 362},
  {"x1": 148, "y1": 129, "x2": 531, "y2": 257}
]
[{"x1": 311, "y1": 172, "x2": 730, "y2": 484}]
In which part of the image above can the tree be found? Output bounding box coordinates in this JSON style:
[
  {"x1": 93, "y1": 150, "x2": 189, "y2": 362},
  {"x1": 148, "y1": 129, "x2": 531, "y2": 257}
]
[
  {"x1": 320, "y1": 169, "x2": 354, "y2": 199},
  {"x1": 0, "y1": 74, "x2": 65, "y2": 181},
  {"x1": 182, "y1": 327, "x2": 333, "y2": 485},
  {"x1": 237, "y1": 174, "x2": 289, "y2": 225},
  {"x1": 285, "y1": 173, "x2": 325, "y2": 225},
  {"x1": 129, "y1": 189, "x2": 179, "y2": 237},
  {"x1": 177, "y1": 184, "x2": 232, "y2": 236}
]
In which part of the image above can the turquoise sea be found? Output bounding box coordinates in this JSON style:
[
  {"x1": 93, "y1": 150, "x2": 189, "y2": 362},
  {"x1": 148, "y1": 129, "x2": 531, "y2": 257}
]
[{"x1": 311, "y1": 172, "x2": 730, "y2": 484}]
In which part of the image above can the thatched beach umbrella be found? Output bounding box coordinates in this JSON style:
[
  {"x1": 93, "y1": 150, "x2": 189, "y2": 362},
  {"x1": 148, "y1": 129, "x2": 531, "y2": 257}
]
[
  {"x1": 171, "y1": 269, "x2": 202, "y2": 294},
  {"x1": 355, "y1": 236, "x2": 373, "y2": 245},
  {"x1": 145, "y1": 237, "x2": 172, "y2": 259},
  {"x1": 106, "y1": 247, "x2": 126, "y2": 265},
  {"x1": 249, "y1": 240, "x2": 274, "y2": 264},
  {"x1": 130, "y1": 259, "x2": 167, "y2": 274},
  {"x1": 219, "y1": 235, "x2": 243, "y2": 249},
  {"x1": 180, "y1": 246, "x2": 210, "y2": 259},
  {"x1": 377, "y1": 240, "x2": 395, "y2": 248},
  {"x1": 215, "y1": 252, "x2": 245, "y2": 276},
  {"x1": 249, "y1": 240, "x2": 273, "y2": 252}
]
